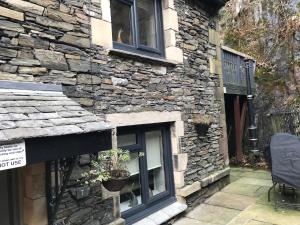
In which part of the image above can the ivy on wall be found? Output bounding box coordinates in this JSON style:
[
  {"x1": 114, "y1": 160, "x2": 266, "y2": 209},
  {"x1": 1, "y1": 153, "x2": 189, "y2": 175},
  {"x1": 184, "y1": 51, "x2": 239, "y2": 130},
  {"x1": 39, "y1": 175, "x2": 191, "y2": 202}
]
[{"x1": 220, "y1": 0, "x2": 300, "y2": 99}]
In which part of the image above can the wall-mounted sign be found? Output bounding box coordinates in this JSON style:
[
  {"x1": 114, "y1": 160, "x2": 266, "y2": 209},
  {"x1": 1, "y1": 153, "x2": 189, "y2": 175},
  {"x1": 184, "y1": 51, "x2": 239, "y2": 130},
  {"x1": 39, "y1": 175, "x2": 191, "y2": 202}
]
[{"x1": 0, "y1": 141, "x2": 26, "y2": 171}]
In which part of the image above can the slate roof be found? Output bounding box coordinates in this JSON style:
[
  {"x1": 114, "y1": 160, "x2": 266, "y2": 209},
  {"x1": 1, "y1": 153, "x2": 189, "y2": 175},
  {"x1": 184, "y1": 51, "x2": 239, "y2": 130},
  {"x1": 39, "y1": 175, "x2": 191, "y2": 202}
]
[{"x1": 0, "y1": 81, "x2": 111, "y2": 143}]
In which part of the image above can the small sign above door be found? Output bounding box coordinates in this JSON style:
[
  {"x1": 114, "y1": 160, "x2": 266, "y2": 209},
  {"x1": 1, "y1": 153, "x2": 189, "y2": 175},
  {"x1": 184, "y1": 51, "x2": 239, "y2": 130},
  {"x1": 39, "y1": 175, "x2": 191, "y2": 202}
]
[{"x1": 0, "y1": 141, "x2": 26, "y2": 171}]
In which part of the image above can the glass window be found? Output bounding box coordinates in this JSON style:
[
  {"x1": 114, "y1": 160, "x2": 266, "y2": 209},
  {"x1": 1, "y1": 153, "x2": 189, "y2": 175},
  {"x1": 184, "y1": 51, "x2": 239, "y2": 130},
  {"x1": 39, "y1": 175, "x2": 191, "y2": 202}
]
[
  {"x1": 110, "y1": 0, "x2": 164, "y2": 57},
  {"x1": 145, "y1": 130, "x2": 166, "y2": 196},
  {"x1": 117, "y1": 125, "x2": 175, "y2": 222},
  {"x1": 111, "y1": 0, "x2": 133, "y2": 45},
  {"x1": 137, "y1": 0, "x2": 157, "y2": 49},
  {"x1": 117, "y1": 133, "x2": 137, "y2": 147},
  {"x1": 120, "y1": 152, "x2": 142, "y2": 212}
]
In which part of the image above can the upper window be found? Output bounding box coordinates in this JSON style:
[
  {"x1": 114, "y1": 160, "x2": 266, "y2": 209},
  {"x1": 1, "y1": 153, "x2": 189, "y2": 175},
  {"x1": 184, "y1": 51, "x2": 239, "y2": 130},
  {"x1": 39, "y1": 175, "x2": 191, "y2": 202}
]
[{"x1": 111, "y1": 0, "x2": 165, "y2": 57}]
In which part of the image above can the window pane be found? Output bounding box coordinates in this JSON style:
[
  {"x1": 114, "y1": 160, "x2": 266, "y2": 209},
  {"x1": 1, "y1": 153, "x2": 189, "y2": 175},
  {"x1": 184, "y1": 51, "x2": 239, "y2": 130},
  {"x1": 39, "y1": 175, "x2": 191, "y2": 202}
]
[
  {"x1": 111, "y1": 0, "x2": 133, "y2": 45},
  {"x1": 137, "y1": 0, "x2": 157, "y2": 49},
  {"x1": 117, "y1": 133, "x2": 136, "y2": 147},
  {"x1": 145, "y1": 130, "x2": 166, "y2": 197},
  {"x1": 120, "y1": 152, "x2": 142, "y2": 212}
]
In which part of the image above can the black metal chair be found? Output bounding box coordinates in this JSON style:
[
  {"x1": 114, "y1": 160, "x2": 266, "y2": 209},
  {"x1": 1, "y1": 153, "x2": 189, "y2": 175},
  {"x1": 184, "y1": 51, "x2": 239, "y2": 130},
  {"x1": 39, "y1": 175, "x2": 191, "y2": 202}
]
[{"x1": 268, "y1": 133, "x2": 300, "y2": 210}]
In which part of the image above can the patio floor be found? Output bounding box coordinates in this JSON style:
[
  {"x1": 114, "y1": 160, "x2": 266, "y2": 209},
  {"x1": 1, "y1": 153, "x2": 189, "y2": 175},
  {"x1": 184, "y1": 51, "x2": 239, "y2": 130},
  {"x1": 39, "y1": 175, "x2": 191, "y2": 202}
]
[{"x1": 174, "y1": 167, "x2": 300, "y2": 225}]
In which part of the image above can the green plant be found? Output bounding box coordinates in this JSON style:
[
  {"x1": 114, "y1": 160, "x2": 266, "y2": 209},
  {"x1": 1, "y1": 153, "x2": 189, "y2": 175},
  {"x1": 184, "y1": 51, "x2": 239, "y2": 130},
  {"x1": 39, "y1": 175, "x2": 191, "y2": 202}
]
[{"x1": 85, "y1": 148, "x2": 131, "y2": 182}]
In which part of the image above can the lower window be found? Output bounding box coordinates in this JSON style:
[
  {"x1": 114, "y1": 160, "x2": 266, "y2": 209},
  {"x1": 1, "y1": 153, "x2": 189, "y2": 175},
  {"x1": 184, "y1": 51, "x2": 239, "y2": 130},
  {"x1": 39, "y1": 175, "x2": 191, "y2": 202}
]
[{"x1": 117, "y1": 124, "x2": 175, "y2": 224}]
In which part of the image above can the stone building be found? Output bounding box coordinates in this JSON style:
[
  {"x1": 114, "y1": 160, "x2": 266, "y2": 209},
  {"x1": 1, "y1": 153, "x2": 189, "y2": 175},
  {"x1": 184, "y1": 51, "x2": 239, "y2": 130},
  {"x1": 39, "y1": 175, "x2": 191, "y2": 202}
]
[{"x1": 0, "y1": 0, "x2": 230, "y2": 225}]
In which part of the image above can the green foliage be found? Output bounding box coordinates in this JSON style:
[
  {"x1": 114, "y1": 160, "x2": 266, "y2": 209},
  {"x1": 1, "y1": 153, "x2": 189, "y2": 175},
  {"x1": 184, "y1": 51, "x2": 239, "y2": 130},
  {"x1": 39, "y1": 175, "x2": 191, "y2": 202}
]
[
  {"x1": 83, "y1": 148, "x2": 131, "y2": 182},
  {"x1": 220, "y1": 0, "x2": 300, "y2": 95}
]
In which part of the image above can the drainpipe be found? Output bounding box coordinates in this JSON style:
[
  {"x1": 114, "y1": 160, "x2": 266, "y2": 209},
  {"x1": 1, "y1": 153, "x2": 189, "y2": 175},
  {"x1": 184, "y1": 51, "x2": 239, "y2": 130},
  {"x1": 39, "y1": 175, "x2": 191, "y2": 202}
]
[{"x1": 245, "y1": 59, "x2": 259, "y2": 156}]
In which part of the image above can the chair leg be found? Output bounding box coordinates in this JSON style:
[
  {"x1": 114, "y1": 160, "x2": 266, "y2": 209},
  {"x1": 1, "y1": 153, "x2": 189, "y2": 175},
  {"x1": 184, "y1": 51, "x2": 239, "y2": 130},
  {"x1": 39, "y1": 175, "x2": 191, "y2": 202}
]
[{"x1": 268, "y1": 182, "x2": 276, "y2": 202}]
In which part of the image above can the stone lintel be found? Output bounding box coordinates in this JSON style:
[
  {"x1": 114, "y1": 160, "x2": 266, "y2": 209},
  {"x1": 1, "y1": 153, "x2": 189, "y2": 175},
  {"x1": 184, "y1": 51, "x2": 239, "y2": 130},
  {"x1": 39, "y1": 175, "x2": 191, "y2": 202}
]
[
  {"x1": 200, "y1": 167, "x2": 231, "y2": 188},
  {"x1": 176, "y1": 181, "x2": 201, "y2": 197},
  {"x1": 91, "y1": 18, "x2": 112, "y2": 48},
  {"x1": 165, "y1": 46, "x2": 183, "y2": 64},
  {"x1": 106, "y1": 111, "x2": 182, "y2": 128},
  {"x1": 0, "y1": 6, "x2": 24, "y2": 21},
  {"x1": 173, "y1": 153, "x2": 188, "y2": 172}
]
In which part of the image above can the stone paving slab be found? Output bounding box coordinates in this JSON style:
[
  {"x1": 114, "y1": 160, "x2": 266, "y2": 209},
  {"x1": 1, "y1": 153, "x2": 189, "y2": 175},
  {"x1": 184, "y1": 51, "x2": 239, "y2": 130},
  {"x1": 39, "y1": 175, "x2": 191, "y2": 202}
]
[
  {"x1": 185, "y1": 204, "x2": 241, "y2": 225},
  {"x1": 174, "y1": 217, "x2": 219, "y2": 225},
  {"x1": 245, "y1": 220, "x2": 275, "y2": 225},
  {"x1": 221, "y1": 182, "x2": 269, "y2": 197},
  {"x1": 174, "y1": 167, "x2": 300, "y2": 225},
  {"x1": 234, "y1": 177, "x2": 273, "y2": 187},
  {"x1": 227, "y1": 203, "x2": 300, "y2": 225},
  {"x1": 205, "y1": 191, "x2": 256, "y2": 210},
  {"x1": 242, "y1": 172, "x2": 271, "y2": 180}
]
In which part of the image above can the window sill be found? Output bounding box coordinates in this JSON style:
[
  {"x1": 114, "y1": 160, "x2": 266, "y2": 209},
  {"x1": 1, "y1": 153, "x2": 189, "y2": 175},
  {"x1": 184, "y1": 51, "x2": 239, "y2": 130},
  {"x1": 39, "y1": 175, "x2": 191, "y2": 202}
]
[
  {"x1": 131, "y1": 201, "x2": 187, "y2": 225},
  {"x1": 108, "y1": 48, "x2": 178, "y2": 66}
]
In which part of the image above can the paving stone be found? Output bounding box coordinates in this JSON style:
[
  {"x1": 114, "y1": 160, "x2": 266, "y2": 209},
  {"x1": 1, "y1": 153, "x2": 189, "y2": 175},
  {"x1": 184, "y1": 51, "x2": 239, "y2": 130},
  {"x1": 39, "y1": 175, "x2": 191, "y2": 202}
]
[
  {"x1": 245, "y1": 220, "x2": 275, "y2": 225},
  {"x1": 186, "y1": 204, "x2": 240, "y2": 225},
  {"x1": 174, "y1": 217, "x2": 218, "y2": 225},
  {"x1": 242, "y1": 172, "x2": 271, "y2": 180},
  {"x1": 221, "y1": 182, "x2": 268, "y2": 197},
  {"x1": 205, "y1": 191, "x2": 256, "y2": 210},
  {"x1": 227, "y1": 203, "x2": 300, "y2": 225},
  {"x1": 234, "y1": 177, "x2": 273, "y2": 187}
]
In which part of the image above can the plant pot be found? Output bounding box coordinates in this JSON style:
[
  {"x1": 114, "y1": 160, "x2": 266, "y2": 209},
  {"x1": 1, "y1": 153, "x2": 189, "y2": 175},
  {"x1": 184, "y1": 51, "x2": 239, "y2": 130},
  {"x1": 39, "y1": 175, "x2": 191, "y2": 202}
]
[{"x1": 102, "y1": 170, "x2": 130, "y2": 192}]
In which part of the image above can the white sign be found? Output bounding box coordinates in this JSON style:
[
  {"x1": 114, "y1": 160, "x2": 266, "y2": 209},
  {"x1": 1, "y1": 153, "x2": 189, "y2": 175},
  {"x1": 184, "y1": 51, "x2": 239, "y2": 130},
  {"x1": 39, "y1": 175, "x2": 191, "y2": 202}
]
[
  {"x1": 223, "y1": 87, "x2": 227, "y2": 93},
  {"x1": 0, "y1": 141, "x2": 26, "y2": 171}
]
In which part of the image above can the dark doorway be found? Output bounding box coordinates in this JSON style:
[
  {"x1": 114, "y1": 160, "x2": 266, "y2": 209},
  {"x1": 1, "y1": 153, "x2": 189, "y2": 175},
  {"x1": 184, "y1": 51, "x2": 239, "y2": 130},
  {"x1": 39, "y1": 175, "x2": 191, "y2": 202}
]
[
  {"x1": 225, "y1": 94, "x2": 249, "y2": 162},
  {"x1": 0, "y1": 170, "x2": 20, "y2": 225}
]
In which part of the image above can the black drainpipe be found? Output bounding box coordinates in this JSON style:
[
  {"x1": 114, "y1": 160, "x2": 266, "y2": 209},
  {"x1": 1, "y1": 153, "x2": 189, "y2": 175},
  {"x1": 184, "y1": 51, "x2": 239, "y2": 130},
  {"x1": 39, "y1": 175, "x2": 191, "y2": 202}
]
[{"x1": 245, "y1": 59, "x2": 259, "y2": 156}]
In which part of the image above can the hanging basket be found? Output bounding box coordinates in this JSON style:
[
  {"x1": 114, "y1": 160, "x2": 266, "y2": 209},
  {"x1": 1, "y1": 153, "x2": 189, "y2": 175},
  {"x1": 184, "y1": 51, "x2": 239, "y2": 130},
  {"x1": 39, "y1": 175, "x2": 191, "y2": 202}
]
[
  {"x1": 193, "y1": 114, "x2": 213, "y2": 136},
  {"x1": 196, "y1": 123, "x2": 210, "y2": 136},
  {"x1": 102, "y1": 170, "x2": 130, "y2": 192}
]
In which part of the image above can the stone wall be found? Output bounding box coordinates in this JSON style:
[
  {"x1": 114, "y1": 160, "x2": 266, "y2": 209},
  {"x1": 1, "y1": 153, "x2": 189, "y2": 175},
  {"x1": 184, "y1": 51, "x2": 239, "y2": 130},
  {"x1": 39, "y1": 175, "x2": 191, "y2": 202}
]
[
  {"x1": 0, "y1": 0, "x2": 228, "y2": 219},
  {"x1": 54, "y1": 157, "x2": 114, "y2": 225}
]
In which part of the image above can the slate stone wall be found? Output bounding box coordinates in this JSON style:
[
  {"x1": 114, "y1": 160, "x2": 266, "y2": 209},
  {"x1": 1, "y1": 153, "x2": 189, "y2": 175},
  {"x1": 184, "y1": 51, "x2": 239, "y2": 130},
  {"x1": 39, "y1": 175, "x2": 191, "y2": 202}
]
[{"x1": 0, "y1": 0, "x2": 226, "y2": 218}]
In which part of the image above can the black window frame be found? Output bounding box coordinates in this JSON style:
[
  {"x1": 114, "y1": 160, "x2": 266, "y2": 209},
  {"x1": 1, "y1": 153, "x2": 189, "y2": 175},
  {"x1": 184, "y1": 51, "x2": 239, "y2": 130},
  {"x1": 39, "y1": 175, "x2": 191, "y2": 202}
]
[
  {"x1": 111, "y1": 0, "x2": 165, "y2": 58},
  {"x1": 117, "y1": 123, "x2": 176, "y2": 224}
]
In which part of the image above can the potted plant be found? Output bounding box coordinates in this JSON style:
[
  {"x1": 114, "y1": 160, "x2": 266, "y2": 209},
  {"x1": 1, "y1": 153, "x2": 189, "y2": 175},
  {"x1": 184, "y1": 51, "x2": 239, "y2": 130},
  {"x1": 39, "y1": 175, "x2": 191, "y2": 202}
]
[
  {"x1": 87, "y1": 148, "x2": 131, "y2": 192},
  {"x1": 193, "y1": 114, "x2": 214, "y2": 136}
]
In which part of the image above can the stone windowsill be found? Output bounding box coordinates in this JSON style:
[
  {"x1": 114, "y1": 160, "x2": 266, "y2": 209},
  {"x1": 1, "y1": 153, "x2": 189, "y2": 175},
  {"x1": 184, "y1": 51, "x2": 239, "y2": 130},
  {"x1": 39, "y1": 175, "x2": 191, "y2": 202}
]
[
  {"x1": 132, "y1": 201, "x2": 187, "y2": 225},
  {"x1": 108, "y1": 48, "x2": 178, "y2": 66}
]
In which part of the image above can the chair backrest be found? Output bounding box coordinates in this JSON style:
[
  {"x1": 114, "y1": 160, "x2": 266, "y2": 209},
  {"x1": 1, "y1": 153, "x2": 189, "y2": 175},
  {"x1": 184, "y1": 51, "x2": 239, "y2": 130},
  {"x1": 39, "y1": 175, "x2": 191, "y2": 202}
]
[{"x1": 270, "y1": 133, "x2": 300, "y2": 188}]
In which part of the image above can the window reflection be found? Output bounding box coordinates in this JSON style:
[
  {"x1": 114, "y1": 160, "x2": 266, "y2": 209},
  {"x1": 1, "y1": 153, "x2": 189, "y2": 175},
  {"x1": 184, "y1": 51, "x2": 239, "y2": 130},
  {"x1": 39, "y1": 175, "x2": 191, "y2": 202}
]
[
  {"x1": 145, "y1": 130, "x2": 166, "y2": 196},
  {"x1": 111, "y1": 0, "x2": 133, "y2": 45},
  {"x1": 137, "y1": 0, "x2": 157, "y2": 48}
]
